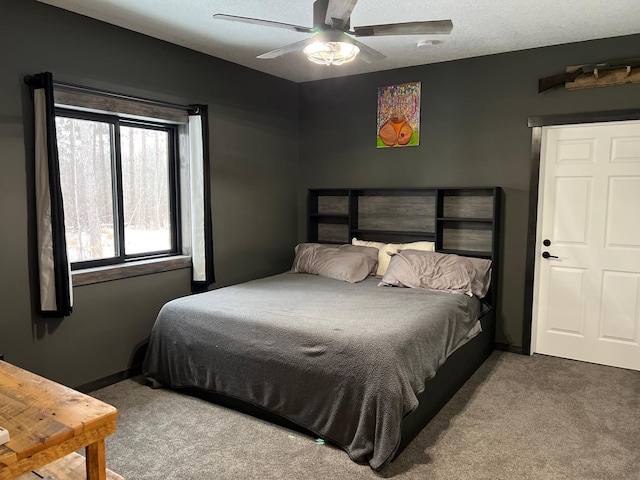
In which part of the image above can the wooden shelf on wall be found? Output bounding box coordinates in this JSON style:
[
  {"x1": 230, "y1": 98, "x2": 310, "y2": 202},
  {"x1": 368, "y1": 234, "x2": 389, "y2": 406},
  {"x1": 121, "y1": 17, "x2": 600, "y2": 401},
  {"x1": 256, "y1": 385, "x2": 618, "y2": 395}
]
[{"x1": 566, "y1": 65, "x2": 640, "y2": 90}]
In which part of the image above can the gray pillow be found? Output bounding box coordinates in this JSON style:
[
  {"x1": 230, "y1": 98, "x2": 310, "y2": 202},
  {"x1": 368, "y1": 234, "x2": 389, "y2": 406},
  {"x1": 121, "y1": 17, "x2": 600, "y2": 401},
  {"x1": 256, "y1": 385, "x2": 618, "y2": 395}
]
[
  {"x1": 379, "y1": 250, "x2": 492, "y2": 297},
  {"x1": 291, "y1": 243, "x2": 379, "y2": 283}
]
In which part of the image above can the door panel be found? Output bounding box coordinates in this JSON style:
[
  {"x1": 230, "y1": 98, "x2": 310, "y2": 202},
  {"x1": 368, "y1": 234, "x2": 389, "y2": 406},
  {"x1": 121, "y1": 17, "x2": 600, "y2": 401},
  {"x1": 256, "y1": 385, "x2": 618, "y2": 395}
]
[
  {"x1": 546, "y1": 266, "x2": 586, "y2": 335},
  {"x1": 605, "y1": 177, "x2": 640, "y2": 247},
  {"x1": 611, "y1": 136, "x2": 640, "y2": 163},
  {"x1": 553, "y1": 177, "x2": 592, "y2": 244},
  {"x1": 556, "y1": 138, "x2": 595, "y2": 164},
  {"x1": 599, "y1": 271, "x2": 640, "y2": 343},
  {"x1": 534, "y1": 121, "x2": 640, "y2": 371}
]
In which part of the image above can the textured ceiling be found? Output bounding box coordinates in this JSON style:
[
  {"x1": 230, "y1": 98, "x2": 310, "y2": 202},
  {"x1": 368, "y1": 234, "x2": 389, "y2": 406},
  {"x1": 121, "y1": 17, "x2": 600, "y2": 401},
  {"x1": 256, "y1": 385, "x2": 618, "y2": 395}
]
[{"x1": 38, "y1": 0, "x2": 640, "y2": 83}]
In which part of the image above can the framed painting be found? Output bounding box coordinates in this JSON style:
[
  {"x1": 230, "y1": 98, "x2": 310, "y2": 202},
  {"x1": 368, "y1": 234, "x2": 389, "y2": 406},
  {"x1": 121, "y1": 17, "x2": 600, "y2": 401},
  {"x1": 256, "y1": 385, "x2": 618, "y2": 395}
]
[{"x1": 377, "y1": 81, "x2": 421, "y2": 148}]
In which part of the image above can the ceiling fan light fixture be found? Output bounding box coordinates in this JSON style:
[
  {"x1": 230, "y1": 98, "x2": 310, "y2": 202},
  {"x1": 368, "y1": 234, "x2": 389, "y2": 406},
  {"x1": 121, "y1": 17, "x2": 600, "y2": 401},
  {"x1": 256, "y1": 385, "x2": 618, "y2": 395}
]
[{"x1": 303, "y1": 41, "x2": 360, "y2": 66}]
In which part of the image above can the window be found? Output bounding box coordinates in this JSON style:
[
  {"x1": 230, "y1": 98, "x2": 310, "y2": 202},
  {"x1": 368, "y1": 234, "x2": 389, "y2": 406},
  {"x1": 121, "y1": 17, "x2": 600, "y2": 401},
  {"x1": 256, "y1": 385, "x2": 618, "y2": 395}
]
[
  {"x1": 27, "y1": 72, "x2": 213, "y2": 315},
  {"x1": 55, "y1": 108, "x2": 179, "y2": 269}
]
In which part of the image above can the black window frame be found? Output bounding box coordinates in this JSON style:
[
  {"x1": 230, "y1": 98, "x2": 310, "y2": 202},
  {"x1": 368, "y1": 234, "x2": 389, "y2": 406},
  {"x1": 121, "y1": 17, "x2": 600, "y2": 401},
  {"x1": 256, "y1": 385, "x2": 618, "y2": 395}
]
[{"x1": 55, "y1": 107, "x2": 181, "y2": 270}]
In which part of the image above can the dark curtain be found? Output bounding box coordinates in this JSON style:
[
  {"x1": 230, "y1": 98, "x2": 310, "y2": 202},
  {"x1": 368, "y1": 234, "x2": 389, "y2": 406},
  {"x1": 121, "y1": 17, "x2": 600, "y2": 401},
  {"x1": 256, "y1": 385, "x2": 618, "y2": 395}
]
[{"x1": 25, "y1": 72, "x2": 73, "y2": 317}]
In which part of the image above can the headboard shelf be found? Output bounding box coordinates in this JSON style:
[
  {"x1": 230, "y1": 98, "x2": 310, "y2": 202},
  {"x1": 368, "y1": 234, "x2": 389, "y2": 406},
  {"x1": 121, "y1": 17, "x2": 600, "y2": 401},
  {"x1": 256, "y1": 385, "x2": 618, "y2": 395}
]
[
  {"x1": 308, "y1": 188, "x2": 500, "y2": 250},
  {"x1": 308, "y1": 186, "x2": 501, "y2": 303},
  {"x1": 352, "y1": 229, "x2": 435, "y2": 237},
  {"x1": 350, "y1": 188, "x2": 437, "y2": 196},
  {"x1": 437, "y1": 216, "x2": 493, "y2": 223},
  {"x1": 440, "y1": 248, "x2": 492, "y2": 259},
  {"x1": 310, "y1": 214, "x2": 349, "y2": 224}
]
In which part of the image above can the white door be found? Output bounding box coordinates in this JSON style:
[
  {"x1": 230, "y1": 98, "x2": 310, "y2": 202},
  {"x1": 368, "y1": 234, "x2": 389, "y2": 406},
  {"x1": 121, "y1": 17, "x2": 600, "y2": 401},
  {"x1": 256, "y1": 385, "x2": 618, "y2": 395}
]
[{"x1": 533, "y1": 120, "x2": 640, "y2": 371}]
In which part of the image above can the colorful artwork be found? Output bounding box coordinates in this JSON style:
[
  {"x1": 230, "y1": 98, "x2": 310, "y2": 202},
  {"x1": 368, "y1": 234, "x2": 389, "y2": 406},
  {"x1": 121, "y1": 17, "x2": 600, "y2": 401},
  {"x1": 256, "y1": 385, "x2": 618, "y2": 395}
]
[{"x1": 377, "y1": 81, "x2": 421, "y2": 148}]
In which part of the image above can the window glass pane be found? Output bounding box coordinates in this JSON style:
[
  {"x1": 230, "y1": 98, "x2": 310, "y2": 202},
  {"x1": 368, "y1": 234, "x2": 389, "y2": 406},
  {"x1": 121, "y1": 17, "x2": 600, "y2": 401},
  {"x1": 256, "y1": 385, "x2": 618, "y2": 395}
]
[
  {"x1": 120, "y1": 126, "x2": 172, "y2": 255},
  {"x1": 55, "y1": 117, "x2": 116, "y2": 263}
]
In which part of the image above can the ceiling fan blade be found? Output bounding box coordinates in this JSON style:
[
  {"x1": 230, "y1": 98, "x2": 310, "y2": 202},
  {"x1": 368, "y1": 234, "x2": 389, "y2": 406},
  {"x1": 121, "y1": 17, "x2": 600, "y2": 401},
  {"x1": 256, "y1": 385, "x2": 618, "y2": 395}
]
[
  {"x1": 351, "y1": 38, "x2": 386, "y2": 63},
  {"x1": 325, "y1": 0, "x2": 359, "y2": 28},
  {"x1": 257, "y1": 39, "x2": 314, "y2": 59},
  {"x1": 354, "y1": 20, "x2": 453, "y2": 37},
  {"x1": 213, "y1": 14, "x2": 314, "y2": 33}
]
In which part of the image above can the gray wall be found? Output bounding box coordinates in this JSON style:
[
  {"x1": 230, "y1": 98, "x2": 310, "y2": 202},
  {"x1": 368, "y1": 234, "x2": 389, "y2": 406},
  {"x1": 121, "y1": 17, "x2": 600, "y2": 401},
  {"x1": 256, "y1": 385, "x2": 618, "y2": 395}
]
[
  {"x1": 298, "y1": 34, "x2": 640, "y2": 348},
  {"x1": 2, "y1": 1, "x2": 639, "y2": 387},
  {"x1": 0, "y1": 0, "x2": 299, "y2": 387}
]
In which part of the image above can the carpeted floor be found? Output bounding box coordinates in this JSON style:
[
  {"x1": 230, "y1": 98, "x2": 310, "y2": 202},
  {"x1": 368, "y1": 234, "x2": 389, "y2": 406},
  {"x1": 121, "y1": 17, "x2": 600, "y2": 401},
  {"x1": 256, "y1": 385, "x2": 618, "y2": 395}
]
[{"x1": 91, "y1": 351, "x2": 640, "y2": 479}]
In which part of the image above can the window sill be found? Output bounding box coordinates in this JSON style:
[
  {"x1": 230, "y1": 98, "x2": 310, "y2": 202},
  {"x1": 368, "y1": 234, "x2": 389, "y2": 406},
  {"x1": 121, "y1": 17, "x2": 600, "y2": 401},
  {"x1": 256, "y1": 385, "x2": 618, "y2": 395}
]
[{"x1": 72, "y1": 255, "x2": 191, "y2": 287}]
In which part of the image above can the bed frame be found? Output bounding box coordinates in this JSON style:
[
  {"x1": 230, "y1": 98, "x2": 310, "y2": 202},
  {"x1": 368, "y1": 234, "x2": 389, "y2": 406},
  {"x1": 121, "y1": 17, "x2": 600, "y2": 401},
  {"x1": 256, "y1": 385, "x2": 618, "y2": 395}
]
[{"x1": 185, "y1": 186, "x2": 501, "y2": 465}]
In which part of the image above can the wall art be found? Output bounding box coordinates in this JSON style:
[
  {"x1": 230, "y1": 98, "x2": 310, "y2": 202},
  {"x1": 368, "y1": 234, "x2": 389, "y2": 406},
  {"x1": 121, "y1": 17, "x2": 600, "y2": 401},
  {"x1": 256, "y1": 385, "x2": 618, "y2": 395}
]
[{"x1": 377, "y1": 81, "x2": 421, "y2": 148}]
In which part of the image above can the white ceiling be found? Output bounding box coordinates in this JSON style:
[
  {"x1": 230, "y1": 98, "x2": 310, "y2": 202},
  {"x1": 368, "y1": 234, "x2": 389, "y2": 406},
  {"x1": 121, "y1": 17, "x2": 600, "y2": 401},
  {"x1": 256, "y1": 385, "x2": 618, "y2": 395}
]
[{"x1": 38, "y1": 0, "x2": 640, "y2": 83}]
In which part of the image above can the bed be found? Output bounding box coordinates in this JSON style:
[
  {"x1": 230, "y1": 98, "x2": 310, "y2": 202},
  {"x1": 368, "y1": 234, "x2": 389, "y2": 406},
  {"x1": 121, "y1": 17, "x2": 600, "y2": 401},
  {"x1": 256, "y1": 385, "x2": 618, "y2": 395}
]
[{"x1": 143, "y1": 187, "x2": 501, "y2": 470}]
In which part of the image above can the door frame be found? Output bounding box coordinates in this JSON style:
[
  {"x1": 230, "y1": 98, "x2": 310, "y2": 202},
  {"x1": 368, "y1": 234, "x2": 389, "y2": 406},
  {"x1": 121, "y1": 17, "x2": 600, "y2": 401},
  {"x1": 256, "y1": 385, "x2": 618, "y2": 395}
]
[{"x1": 522, "y1": 109, "x2": 640, "y2": 355}]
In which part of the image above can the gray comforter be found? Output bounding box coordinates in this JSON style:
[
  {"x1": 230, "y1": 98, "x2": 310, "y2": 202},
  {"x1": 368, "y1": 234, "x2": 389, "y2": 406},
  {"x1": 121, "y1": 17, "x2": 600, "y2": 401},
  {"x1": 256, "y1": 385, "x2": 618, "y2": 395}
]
[{"x1": 142, "y1": 272, "x2": 482, "y2": 469}]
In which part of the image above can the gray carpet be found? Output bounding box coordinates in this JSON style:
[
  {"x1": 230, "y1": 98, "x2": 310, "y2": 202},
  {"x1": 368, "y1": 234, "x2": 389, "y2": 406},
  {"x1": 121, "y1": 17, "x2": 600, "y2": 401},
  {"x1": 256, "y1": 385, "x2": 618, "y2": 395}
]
[{"x1": 91, "y1": 352, "x2": 640, "y2": 479}]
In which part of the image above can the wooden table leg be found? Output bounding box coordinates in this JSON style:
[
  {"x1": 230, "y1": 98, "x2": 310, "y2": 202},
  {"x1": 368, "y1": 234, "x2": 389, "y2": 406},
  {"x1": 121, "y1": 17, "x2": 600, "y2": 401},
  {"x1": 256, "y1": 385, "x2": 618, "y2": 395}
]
[{"x1": 86, "y1": 439, "x2": 107, "y2": 480}]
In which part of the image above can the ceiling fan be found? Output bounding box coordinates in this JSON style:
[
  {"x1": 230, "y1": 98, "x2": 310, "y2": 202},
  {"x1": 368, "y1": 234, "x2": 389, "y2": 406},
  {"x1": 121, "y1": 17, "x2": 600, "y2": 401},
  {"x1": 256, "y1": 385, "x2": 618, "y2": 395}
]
[{"x1": 213, "y1": 0, "x2": 452, "y2": 65}]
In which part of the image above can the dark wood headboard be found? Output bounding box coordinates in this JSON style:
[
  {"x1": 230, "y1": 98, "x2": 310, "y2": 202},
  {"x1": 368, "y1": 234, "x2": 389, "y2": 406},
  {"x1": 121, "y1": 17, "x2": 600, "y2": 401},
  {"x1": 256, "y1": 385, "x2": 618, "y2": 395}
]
[{"x1": 307, "y1": 187, "x2": 502, "y2": 304}]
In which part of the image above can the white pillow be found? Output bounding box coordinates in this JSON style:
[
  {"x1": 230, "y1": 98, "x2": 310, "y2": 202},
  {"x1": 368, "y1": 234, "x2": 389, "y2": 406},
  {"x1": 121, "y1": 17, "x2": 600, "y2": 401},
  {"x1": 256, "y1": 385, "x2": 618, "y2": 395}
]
[
  {"x1": 352, "y1": 238, "x2": 435, "y2": 276},
  {"x1": 351, "y1": 238, "x2": 385, "y2": 275},
  {"x1": 351, "y1": 238, "x2": 385, "y2": 250}
]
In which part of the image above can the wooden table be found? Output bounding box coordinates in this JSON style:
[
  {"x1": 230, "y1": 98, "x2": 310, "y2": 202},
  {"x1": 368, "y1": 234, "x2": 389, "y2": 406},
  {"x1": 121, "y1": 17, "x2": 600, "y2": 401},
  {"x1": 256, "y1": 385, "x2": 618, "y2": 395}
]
[{"x1": 0, "y1": 361, "x2": 123, "y2": 480}]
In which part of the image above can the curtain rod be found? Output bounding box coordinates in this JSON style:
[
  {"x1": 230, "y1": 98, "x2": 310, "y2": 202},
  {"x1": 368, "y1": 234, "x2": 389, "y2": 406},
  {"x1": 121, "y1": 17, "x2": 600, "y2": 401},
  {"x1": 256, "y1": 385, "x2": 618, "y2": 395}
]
[{"x1": 52, "y1": 79, "x2": 195, "y2": 112}]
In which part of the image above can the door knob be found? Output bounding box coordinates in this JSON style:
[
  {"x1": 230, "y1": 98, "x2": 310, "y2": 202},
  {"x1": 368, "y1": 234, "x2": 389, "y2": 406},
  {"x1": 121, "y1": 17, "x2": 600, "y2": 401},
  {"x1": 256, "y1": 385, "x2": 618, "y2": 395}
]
[{"x1": 542, "y1": 251, "x2": 558, "y2": 259}]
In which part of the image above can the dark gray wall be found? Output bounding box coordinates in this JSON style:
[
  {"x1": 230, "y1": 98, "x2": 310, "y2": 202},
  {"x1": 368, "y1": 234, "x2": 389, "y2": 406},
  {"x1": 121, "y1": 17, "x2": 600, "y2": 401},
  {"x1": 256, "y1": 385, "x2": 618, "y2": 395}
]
[
  {"x1": 0, "y1": 0, "x2": 298, "y2": 387},
  {"x1": 3, "y1": 1, "x2": 639, "y2": 386},
  {"x1": 298, "y1": 34, "x2": 640, "y2": 348}
]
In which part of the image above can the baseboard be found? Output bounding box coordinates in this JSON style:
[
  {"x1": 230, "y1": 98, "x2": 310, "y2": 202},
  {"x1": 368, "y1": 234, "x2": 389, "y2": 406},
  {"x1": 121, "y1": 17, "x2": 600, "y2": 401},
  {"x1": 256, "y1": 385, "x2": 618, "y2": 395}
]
[
  {"x1": 75, "y1": 365, "x2": 142, "y2": 393},
  {"x1": 495, "y1": 342, "x2": 523, "y2": 355}
]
